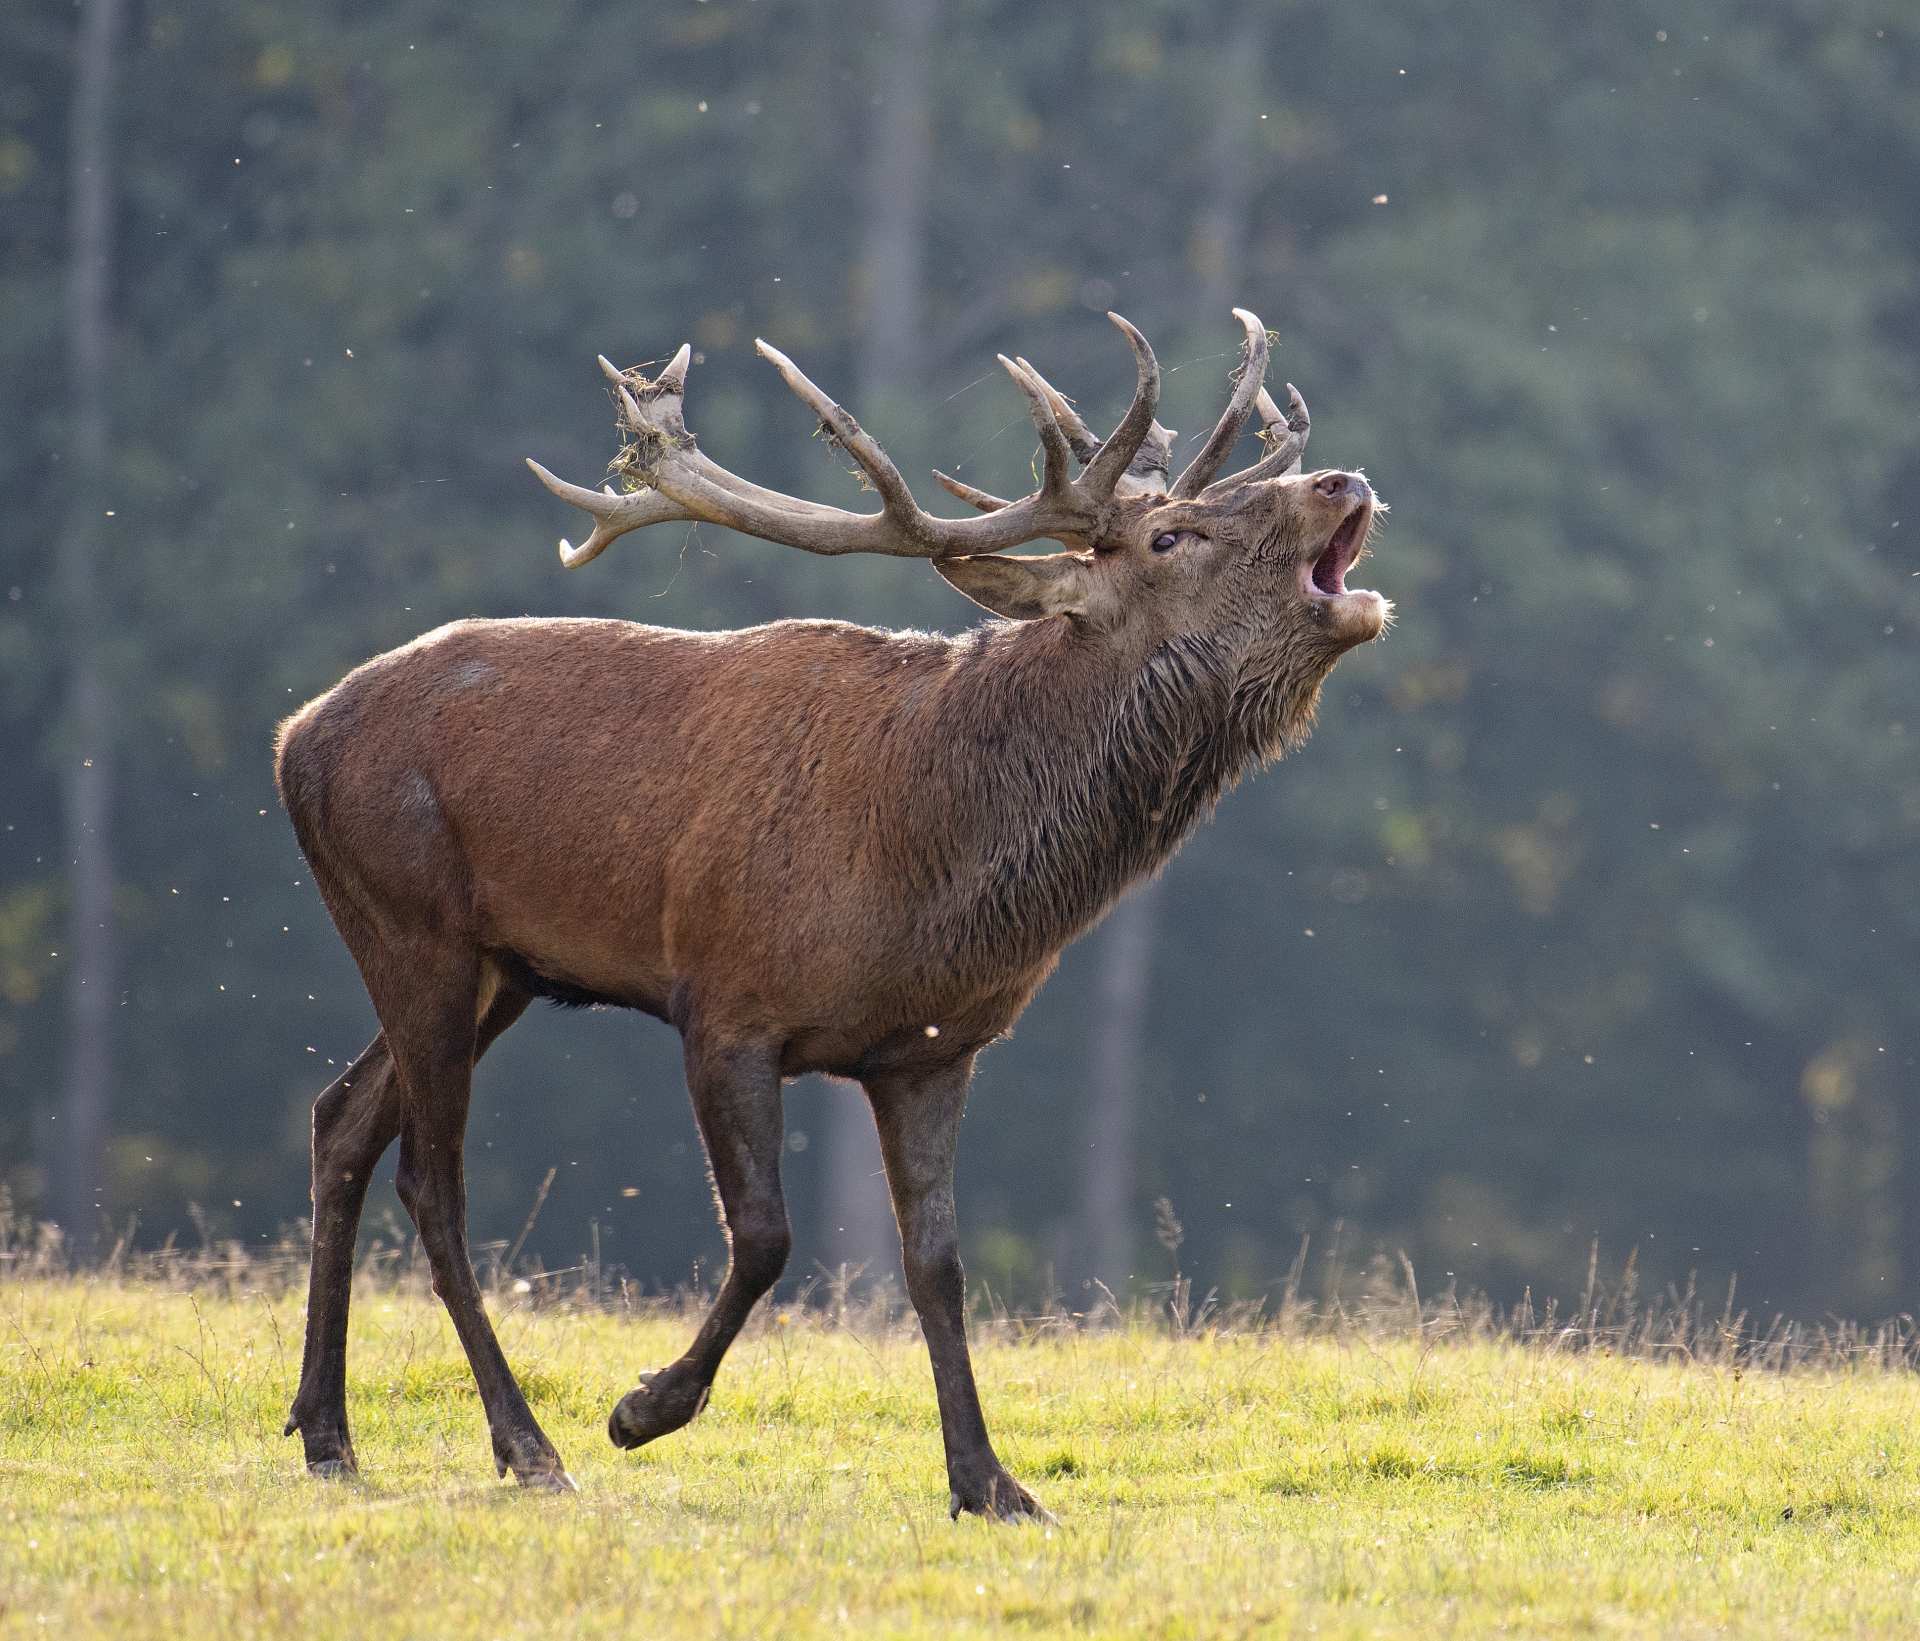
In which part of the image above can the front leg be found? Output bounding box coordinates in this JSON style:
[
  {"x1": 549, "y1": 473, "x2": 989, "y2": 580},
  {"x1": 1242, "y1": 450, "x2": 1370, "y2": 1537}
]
[
  {"x1": 609, "y1": 1034, "x2": 791, "y2": 1450},
  {"x1": 866, "y1": 1059, "x2": 1051, "y2": 1522}
]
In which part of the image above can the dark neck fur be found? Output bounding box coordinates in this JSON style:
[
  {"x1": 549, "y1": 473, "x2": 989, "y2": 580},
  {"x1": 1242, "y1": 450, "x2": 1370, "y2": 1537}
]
[{"x1": 923, "y1": 616, "x2": 1334, "y2": 971}]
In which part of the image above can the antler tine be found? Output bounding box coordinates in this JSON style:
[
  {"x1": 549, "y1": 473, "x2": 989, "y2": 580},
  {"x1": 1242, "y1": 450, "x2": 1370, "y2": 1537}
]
[
  {"x1": 998, "y1": 355, "x2": 1077, "y2": 498},
  {"x1": 1013, "y1": 358, "x2": 1103, "y2": 465},
  {"x1": 656, "y1": 343, "x2": 692, "y2": 393},
  {"x1": 754, "y1": 339, "x2": 925, "y2": 523},
  {"x1": 604, "y1": 348, "x2": 700, "y2": 463},
  {"x1": 1080, "y1": 313, "x2": 1161, "y2": 498},
  {"x1": 934, "y1": 472, "x2": 1011, "y2": 513},
  {"x1": 526, "y1": 458, "x2": 697, "y2": 567},
  {"x1": 1285, "y1": 383, "x2": 1310, "y2": 439},
  {"x1": 1208, "y1": 381, "x2": 1311, "y2": 493},
  {"x1": 1170, "y1": 309, "x2": 1270, "y2": 499}
]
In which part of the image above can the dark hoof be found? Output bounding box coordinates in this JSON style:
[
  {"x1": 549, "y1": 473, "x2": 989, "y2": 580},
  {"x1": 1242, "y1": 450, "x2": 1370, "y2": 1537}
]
[
  {"x1": 608, "y1": 1367, "x2": 711, "y2": 1449},
  {"x1": 948, "y1": 1469, "x2": 1055, "y2": 1524},
  {"x1": 290, "y1": 1415, "x2": 358, "y2": 1478},
  {"x1": 491, "y1": 1428, "x2": 573, "y2": 1490}
]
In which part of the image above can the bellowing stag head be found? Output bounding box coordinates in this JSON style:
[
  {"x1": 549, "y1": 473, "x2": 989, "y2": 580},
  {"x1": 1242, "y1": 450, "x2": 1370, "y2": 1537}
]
[{"x1": 529, "y1": 310, "x2": 1389, "y2": 752}]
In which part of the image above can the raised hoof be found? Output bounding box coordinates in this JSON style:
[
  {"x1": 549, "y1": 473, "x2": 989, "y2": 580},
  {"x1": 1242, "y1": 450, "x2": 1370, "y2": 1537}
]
[
  {"x1": 608, "y1": 1367, "x2": 711, "y2": 1450},
  {"x1": 948, "y1": 1470, "x2": 1055, "y2": 1524}
]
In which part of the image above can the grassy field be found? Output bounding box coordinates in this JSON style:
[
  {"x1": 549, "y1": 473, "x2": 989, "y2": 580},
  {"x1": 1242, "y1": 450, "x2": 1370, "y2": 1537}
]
[{"x1": 5, "y1": 1260, "x2": 1920, "y2": 1638}]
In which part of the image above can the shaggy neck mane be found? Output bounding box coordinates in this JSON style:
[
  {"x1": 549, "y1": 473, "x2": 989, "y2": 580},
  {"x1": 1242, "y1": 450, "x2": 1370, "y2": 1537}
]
[{"x1": 917, "y1": 615, "x2": 1335, "y2": 969}]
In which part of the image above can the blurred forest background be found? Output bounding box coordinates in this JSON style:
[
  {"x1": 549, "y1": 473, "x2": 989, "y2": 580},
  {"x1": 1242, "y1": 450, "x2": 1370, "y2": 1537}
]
[{"x1": 3, "y1": 0, "x2": 1917, "y2": 1323}]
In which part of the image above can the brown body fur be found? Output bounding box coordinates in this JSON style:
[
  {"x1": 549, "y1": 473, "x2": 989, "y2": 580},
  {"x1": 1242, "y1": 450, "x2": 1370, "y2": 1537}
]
[{"x1": 281, "y1": 605, "x2": 1316, "y2": 1080}]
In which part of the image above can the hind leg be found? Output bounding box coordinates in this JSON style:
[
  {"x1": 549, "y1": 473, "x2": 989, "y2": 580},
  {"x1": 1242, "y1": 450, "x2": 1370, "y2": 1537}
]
[
  {"x1": 383, "y1": 958, "x2": 569, "y2": 1487},
  {"x1": 285, "y1": 982, "x2": 530, "y2": 1477},
  {"x1": 285, "y1": 1035, "x2": 402, "y2": 1474}
]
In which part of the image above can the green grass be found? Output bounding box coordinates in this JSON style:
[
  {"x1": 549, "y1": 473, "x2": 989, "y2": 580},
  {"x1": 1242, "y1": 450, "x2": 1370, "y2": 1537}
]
[{"x1": 6, "y1": 1268, "x2": 1920, "y2": 1638}]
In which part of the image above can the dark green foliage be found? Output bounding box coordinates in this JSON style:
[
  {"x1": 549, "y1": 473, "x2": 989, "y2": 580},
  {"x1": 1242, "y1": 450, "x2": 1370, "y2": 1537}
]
[{"x1": 1, "y1": 0, "x2": 1914, "y2": 1317}]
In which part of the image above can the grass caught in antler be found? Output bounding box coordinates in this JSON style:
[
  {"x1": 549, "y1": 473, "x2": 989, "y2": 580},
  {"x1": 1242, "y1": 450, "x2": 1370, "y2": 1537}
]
[{"x1": 5, "y1": 1262, "x2": 1920, "y2": 1638}]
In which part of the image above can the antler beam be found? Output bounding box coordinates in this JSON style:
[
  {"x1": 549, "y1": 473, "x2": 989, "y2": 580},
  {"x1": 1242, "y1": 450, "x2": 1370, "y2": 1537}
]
[{"x1": 531, "y1": 315, "x2": 1163, "y2": 564}]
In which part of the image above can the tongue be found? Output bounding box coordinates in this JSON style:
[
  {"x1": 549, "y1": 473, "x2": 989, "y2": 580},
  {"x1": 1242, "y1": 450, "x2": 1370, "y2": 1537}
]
[{"x1": 1313, "y1": 516, "x2": 1359, "y2": 595}]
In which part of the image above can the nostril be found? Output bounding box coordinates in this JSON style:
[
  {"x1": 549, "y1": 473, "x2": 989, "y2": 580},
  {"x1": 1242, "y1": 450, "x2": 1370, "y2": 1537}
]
[{"x1": 1314, "y1": 473, "x2": 1346, "y2": 497}]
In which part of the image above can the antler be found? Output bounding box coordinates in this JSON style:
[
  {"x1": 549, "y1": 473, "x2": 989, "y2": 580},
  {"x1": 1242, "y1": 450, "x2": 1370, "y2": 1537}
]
[
  {"x1": 528, "y1": 314, "x2": 1162, "y2": 565},
  {"x1": 933, "y1": 363, "x2": 1177, "y2": 514},
  {"x1": 1006, "y1": 357, "x2": 1178, "y2": 495},
  {"x1": 933, "y1": 308, "x2": 1312, "y2": 520},
  {"x1": 1205, "y1": 381, "x2": 1311, "y2": 492},
  {"x1": 1170, "y1": 310, "x2": 1270, "y2": 498}
]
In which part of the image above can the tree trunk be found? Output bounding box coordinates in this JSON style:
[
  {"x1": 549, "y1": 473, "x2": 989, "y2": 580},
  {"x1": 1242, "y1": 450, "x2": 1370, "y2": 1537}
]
[
  {"x1": 1189, "y1": 12, "x2": 1267, "y2": 327},
  {"x1": 54, "y1": 0, "x2": 123, "y2": 1255},
  {"x1": 854, "y1": 0, "x2": 936, "y2": 422},
  {"x1": 821, "y1": 1080, "x2": 900, "y2": 1298},
  {"x1": 1074, "y1": 877, "x2": 1163, "y2": 1297},
  {"x1": 822, "y1": 0, "x2": 940, "y2": 1299}
]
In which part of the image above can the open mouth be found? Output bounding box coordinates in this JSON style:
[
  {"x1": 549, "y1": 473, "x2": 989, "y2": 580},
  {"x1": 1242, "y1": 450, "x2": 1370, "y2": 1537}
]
[{"x1": 1310, "y1": 506, "x2": 1368, "y2": 596}]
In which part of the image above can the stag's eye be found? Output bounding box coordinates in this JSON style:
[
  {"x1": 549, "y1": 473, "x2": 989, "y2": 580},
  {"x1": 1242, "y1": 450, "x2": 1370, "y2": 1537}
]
[{"x1": 1152, "y1": 532, "x2": 1180, "y2": 553}]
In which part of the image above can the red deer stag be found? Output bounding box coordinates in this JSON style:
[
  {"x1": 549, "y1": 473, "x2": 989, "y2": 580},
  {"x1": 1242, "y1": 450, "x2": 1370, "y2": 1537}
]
[{"x1": 276, "y1": 309, "x2": 1387, "y2": 1517}]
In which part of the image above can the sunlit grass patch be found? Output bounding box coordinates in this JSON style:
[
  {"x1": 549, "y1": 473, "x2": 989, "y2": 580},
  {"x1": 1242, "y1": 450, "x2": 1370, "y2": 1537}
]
[{"x1": 4, "y1": 1263, "x2": 1920, "y2": 1637}]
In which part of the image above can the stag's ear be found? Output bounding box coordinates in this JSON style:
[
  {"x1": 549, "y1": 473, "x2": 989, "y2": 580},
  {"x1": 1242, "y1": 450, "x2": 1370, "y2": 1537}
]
[{"x1": 934, "y1": 551, "x2": 1119, "y2": 629}]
